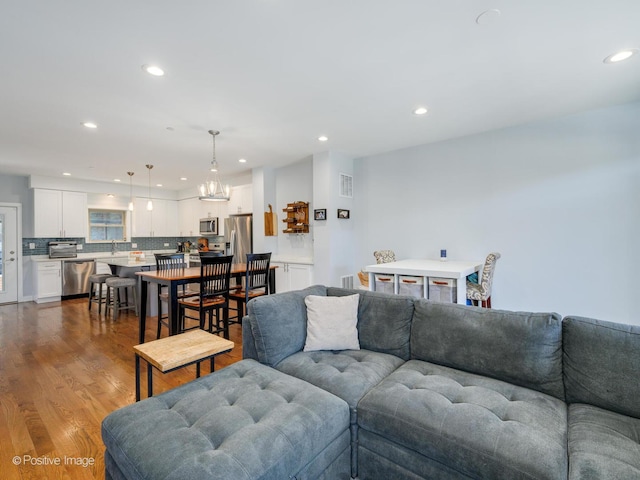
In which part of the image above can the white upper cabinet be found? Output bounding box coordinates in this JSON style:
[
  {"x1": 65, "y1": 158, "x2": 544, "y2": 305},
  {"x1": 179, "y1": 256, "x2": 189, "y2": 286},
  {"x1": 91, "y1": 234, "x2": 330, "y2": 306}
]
[
  {"x1": 132, "y1": 197, "x2": 179, "y2": 237},
  {"x1": 178, "y1": 198, "x2": 199, "y2": 237},
  {"x1": 33, "y1": 189, "x2": 87, "y2": 238},
  {"x1": 227, "y1": 185, "x2": 253, "y2": 215}
]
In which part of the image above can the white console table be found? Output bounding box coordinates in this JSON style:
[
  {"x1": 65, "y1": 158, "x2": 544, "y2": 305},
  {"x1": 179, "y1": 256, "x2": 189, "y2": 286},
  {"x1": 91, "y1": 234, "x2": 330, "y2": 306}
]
[{"x1": 364, "y1": 259, "x2": 482, "y2": 304}]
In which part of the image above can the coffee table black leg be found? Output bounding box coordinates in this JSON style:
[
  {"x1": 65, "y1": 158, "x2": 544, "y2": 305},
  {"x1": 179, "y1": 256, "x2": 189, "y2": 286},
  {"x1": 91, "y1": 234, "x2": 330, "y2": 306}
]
[
  {"x1": 147, "y1": 361, "x2": 153, "y2": 398},
  {"x1": 196, "y1": 361, "x2": 201, "y2": 378},
  {"x1": 210, "y1": 356, "x2": 215, "y2": 373},
  {"x1": 135, "y1": 354, "x2": 141, "y2": 401}
]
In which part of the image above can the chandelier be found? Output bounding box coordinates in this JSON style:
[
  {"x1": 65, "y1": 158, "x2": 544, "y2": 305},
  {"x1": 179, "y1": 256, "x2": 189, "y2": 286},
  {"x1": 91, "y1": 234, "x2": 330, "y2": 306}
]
[{"x1": 198, "y1": 129, "x2": 230, "y2": 202}]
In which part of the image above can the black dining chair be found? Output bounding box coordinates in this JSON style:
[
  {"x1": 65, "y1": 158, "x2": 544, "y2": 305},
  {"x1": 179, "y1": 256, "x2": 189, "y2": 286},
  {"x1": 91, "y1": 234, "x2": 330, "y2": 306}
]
[
  {"x1": 229, "y1": 252, "x2": 271, "y2": 325},
  {"x1": 154, "y1": 253, "x2": 189, "y2": 339},
  {"x1": 178, "y1": 255, "x2": 234, "y2": 339}
]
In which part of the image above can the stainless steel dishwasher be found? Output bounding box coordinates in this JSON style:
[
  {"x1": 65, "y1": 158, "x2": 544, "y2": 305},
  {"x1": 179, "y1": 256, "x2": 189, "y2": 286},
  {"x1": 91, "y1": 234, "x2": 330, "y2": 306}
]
[{"x1": 62, "y1": 259, "x2": 96, "y2": 297}]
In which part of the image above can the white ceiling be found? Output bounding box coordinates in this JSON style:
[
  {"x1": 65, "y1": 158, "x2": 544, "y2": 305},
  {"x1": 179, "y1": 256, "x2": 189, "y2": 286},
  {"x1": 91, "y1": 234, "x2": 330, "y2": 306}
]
[{"x1": 1, "y1": 1, "x2": 639, "y2": 191}]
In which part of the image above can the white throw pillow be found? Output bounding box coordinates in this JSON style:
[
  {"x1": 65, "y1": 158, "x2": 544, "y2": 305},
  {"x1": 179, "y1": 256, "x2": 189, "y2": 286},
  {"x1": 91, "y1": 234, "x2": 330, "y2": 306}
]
[{"x1": 303, "y1": 294, "x2": 360, "y2": 352}]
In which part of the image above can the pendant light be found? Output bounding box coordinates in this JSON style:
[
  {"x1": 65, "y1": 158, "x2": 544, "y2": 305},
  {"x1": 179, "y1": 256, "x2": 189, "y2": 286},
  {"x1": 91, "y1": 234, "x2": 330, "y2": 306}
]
[
  {"x1": 145, "y1": 164, "x2": 153, "y2": 211},
  {"x1": 127, "y1": 171, "x2": 134, "y2": 211},
  {"x1": 198, "y1": 130, "x2": 230, "y2": 201}
]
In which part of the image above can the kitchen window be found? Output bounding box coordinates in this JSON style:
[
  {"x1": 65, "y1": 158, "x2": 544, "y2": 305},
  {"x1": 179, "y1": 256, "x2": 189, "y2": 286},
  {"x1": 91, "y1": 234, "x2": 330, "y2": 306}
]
[{"x1": 88, "y1": 209, "x2": 126, "y2": 242}]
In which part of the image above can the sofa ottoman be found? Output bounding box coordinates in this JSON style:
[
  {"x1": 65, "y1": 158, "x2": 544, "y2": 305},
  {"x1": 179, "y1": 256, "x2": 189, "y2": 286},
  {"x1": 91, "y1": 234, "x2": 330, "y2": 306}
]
[{"x1": 102, "y1": 359, "x2": 351, "y2": 480}]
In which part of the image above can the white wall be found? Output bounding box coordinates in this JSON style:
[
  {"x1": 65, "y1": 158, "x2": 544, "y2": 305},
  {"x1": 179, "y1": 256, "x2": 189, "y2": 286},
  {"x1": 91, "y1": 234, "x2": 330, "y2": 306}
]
[
  {"x1": 354, "y1": 101, "x2": 640, "y2": 324},
  {"x1": 275, "y1": 158, "x2": 314, "y2": 258},
  {"x1": 312, "y1": 151, "x2": 355, "y2": 286}
]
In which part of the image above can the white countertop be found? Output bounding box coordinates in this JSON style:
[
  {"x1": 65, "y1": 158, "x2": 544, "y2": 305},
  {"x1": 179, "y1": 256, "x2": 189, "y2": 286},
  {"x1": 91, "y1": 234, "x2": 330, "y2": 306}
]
[
  {"x1": 270, "y1": 255, "x2": 314, "y2": 265},
  {"x1": 364, "y1": 259, "x2": 482, "y2": 278},
  {"x1": 30, "y1": 249, "x2": 180, "y2": 263}
]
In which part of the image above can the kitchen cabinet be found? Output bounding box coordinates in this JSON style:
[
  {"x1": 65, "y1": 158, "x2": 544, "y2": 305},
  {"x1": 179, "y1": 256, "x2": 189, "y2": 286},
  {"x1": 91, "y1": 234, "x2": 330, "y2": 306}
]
[
  {"x1": 273, "y1": 262, "x2": 313, "y2": 293},
  {"x1": 178, "y1": 198, "x2": 199, "y2": 237},
  {"x1": 132, "y1": 198, "x2": 179, "y2": 237},
  {"x1": 227, "y1": 185, "x2": 253, "y2": 215},
  {"x1": 34, "y1": 260, "x2": 62, "y2": 303},
  {"x1": 33, "y1": 189, "x2": 87, "y2": 238}
]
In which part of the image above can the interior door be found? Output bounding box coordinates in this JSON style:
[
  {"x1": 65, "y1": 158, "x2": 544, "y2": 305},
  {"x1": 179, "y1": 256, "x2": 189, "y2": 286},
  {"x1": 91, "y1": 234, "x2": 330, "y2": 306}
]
[{"x1": 0, "y1": 206, "x2": 19, "y2": 304}]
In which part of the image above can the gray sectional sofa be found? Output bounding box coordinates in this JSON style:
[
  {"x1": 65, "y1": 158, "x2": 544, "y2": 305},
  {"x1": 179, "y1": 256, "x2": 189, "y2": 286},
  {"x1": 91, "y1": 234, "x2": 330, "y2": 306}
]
[{"x1": 102, "y1": 285, "x2": 640, "y2": 479}]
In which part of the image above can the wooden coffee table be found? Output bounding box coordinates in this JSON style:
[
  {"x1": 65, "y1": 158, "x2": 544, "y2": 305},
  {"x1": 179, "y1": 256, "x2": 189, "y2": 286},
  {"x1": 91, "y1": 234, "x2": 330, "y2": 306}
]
[{"x1": 134, "y1": 329, "x2": 234, "y2": 401}]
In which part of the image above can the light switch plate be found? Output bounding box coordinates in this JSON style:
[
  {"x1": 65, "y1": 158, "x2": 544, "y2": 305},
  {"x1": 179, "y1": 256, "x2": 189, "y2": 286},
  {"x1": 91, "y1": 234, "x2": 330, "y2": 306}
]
[
  {"x1": 131, "y1": 243, "x2": 137, "y2": 248},
  {"x1": 29, "y1": 243, "x2": 35, "y2": 249}
]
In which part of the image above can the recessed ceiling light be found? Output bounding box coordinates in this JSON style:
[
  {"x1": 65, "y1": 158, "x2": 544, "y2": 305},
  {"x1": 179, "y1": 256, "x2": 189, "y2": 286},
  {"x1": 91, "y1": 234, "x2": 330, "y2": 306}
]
[
  {"x1": 156, "y1": 183, "x2": 163, "y2": 187},
  {"x1": 413, "y1": 107, "x2": 428, "y2": 115},
  {"x1": 114, "y1": 179, "x2": 121, "y2": 182},
  {"x1": 318, "y1": 135, "x2": 329, "y2": 142},
  {"x1": 82, "y1": 122, "x2": 98, "y2": 129},
  {"x1": 603, "y1": 49, "x2": 639, "y2": 63},
  {"x1": 180, "y1": 177, "x2": 187, "y2": 181},
  {"x1": 142, "y1": 64, "x2": 165, "y2": 76},
  {"x1": 239, "y1": 158, "x2": 247, "y2": 163},
  {"x1": 107, "y1": 194, "x2": 115, "y2": 198},
  {"x1": 62, "y1": 172, "x2": 71, "y2": 176}
]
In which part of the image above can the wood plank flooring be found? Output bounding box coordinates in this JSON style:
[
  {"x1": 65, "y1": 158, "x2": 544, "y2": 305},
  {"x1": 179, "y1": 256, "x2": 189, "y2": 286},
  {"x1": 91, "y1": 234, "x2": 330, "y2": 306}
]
[{"x1": 0, "y1": 298, "x2": 243, "y2": 480}]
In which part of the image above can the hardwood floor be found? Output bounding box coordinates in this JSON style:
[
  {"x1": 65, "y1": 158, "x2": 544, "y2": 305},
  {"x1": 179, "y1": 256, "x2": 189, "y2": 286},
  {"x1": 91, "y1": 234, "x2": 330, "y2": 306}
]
[{"x1": 0, "y1": 298, "x2": 243, "y2": 480}]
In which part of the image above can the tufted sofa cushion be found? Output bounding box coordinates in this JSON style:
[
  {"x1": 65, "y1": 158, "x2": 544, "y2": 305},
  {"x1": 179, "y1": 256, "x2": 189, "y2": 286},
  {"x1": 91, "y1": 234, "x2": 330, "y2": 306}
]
[
  {"x1": 358, "y1": 360, "x2": 568, "y2": 480},
  {"x1": 102, "y1": 359, "x2": 350, "y2": 480},
  {"x1": 568, "y1": 403, "x2": 640, "y2": 479},
  {"x1": 275, "y1": 349, "x2": 405, "y2": 424}
]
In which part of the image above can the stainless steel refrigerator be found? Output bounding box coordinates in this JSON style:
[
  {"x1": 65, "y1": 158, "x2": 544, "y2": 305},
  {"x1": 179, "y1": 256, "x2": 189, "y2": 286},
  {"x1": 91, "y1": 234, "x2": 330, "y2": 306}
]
[{"x1": 225, "y1": 213, "x2": 253, "y2": 265}]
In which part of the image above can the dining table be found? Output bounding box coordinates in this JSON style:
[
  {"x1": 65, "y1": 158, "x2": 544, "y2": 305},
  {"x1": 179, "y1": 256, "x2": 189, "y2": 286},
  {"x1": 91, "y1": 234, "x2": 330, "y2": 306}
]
[{"x1": 136, "y1": 264, "x2": 278, "y2": 343}]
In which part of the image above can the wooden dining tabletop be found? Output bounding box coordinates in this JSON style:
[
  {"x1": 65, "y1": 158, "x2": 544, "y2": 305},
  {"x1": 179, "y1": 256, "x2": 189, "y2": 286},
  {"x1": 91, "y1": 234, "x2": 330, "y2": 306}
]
[{"x1": 135, "y1": 264, "x2": 278, "y2": 343}]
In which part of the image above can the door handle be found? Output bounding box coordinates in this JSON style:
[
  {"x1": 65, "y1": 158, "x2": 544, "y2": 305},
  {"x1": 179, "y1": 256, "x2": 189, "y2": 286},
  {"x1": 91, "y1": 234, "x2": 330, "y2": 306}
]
[
  {"x1": 10, "y1": 250, "x2": 15, "y2": 254},
  {"x1": 9, "y1": 258, "x2": 15, "y2": 262}
]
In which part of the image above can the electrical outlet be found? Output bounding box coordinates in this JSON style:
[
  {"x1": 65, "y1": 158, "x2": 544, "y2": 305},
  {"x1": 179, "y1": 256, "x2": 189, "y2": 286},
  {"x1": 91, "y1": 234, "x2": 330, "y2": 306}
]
[
  {"x1": 77, "y1": 244, "x2": 83, "y2": 250},
  {"x1": 29, "y1": 243, "x2": 35, "y2": 249},
  {"x1": 164, "y1": 243, "x2": 169, "y2": 247},
  {"x1": 131, "y1": 243, "x2": 137, "y2": 248}
]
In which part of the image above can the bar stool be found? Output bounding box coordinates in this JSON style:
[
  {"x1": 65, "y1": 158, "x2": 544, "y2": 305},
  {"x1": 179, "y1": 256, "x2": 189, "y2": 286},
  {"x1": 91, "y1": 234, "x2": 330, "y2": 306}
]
[
  {"x1": 88, "y1": 273, "x2": 114, "y2": 314},
  {"x1": 105, "y1": 277, "x2": 139, "y2": 320}
]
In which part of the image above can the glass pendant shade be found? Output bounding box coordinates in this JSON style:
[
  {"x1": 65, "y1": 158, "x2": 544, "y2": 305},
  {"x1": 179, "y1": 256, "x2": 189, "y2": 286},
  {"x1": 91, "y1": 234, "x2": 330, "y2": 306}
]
[
  {"x1": 145, "y1": 164, "x2": 154, "y2": 210},
  {"x1": 198, "y1": 130, "x2": 230, "y2": 202}
]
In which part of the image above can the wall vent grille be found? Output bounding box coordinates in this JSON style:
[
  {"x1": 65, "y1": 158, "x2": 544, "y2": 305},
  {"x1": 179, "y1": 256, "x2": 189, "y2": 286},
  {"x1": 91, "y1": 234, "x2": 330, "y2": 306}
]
[{"x1": 339, "y1": 173, "x2": 353, "y2": 198}]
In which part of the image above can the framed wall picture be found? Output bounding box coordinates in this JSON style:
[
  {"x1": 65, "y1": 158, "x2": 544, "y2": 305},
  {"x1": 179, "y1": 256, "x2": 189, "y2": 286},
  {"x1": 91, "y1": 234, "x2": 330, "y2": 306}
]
[
  {"x1": 314, "y1": 208, "x2": 327, "y2": 221},
  {"x1": 337, "y1": 209, "x2": 350, "y2": 219}
]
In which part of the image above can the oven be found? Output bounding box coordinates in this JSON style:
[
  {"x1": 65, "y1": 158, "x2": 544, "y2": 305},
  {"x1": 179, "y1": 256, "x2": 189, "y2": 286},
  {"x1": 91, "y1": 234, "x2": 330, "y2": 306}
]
[{"x1": 189, "y1": 242, "x2": 226, "y2": 267}]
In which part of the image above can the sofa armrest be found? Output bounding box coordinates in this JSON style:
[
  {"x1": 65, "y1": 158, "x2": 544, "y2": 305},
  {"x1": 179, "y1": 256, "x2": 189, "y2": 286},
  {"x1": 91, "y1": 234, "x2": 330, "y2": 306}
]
[{"x1": 244, "y1": 285, "x2": 327, "y2": 367}]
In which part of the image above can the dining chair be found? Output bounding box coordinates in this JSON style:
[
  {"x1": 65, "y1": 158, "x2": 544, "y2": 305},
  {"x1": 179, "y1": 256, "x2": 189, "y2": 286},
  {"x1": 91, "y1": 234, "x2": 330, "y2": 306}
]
[
  {"x1": 178, "y1": 255, "x2": 234, "y2": 338},
  {"x1": 228, "y1": 252, "x2": 272, "y2": 325},
  {"x1": 154, "y1": 253, "x2": 188, "y2": 339},
  {"x1": 373, "y1": 250, "x2": 396, "y2": 264},
  {"x1": 466, "y1": 252, "x2": 501, "y2": 308}
]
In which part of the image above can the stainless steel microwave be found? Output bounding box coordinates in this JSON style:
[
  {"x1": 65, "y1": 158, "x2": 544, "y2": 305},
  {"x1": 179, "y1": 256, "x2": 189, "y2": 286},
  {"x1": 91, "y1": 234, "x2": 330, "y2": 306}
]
[{"x1": 199, "y1": 217, "x2": 219, "y2": 235}]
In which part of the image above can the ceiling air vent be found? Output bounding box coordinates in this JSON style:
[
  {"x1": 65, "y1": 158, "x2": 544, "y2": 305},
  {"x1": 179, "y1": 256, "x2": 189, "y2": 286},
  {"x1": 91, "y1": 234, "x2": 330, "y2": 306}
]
[{"x1": 339, "y1": 173, "x2": 353, "y2": 198}]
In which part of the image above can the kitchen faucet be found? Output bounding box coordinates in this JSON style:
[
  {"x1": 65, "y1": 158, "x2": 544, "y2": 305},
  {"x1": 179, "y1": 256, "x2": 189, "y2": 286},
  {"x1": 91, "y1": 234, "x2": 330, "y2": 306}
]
[{"x1": 111, "y1": 240, "x2": 116, "y2": 256}]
